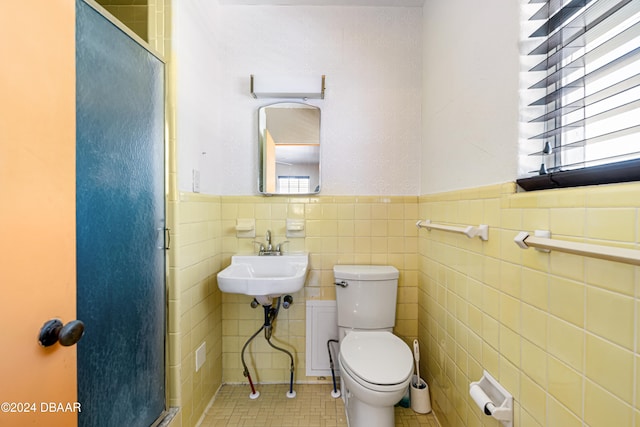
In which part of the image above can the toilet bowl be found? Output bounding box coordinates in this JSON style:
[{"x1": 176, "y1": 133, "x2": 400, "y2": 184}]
[
  {"x1": 338, "y1": 330, "x2": 413, "y2": 427},
  {"x1": 333, "y1": 265, "x2": 414, "y2": 427}
]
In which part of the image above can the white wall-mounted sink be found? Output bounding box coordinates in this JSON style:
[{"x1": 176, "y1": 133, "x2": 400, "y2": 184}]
[{"x1": 217, "y1": 253, "x2": 309, "y2": 298}]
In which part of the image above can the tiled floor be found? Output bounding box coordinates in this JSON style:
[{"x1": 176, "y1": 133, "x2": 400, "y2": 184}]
[{"x1": 199, "y1": 384, "x2": 440, "y2": 427}]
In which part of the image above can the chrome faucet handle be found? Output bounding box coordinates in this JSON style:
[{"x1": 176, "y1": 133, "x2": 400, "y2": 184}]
[
  {"x1": 275, "y1": 240, "x2": 289, "y2": 253},
  {"x1": 253, "y1": 241, "x2": 266, "y2": 254}
]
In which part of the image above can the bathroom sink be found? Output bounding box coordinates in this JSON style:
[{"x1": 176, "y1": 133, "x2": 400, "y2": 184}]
[{"x1": 217, "y1": 253, "x2": 309, "y2": 298}]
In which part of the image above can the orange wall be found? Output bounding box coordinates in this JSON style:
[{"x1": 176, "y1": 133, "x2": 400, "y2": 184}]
[{"x1": 0, "y1": 1, "x2": 77, "y2": 426}]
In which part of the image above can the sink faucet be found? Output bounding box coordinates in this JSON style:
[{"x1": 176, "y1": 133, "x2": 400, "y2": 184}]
[
  {"x1": 265, "y1": 230, "x2": 272, "y2": 251},
  {"x1": 255, "y1": 230, "x2": 288, "y2": 256}
]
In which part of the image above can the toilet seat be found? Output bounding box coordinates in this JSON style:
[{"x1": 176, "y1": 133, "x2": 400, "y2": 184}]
[{"x1": 339, "y1": 331, "x2": 413, "y2": 392}]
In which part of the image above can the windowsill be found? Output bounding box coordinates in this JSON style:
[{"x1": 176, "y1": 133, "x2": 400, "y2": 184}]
[{"x1": 516, "y1": 158, "x2": 640, "y2": 191}]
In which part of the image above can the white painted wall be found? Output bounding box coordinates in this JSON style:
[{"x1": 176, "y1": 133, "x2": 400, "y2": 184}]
[
  {"x1": 174, "y1": 0, "x2": 221, "y2": 194},
  {"x1": 175, "y1": 2, "x2": 423, "y2": 195},
  {"x1": 420, "y1": 0, "x2": 520, "y2": 194},
  {"x1": 175, "y1": 1, "x2": 522, "y2": 196}
]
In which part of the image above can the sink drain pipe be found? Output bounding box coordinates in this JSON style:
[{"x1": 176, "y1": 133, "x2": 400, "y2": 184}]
[
  {"x1": 264, "y1": 297, "x2": 296, "y2": 398},
  {"x1": 241, "y1": 296, "x2": 297, "y2": 399}
]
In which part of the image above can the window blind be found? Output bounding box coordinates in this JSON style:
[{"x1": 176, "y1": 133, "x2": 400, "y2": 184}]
[{"x1": 518, "y1": 0, "x2": 640, "y2": 191}]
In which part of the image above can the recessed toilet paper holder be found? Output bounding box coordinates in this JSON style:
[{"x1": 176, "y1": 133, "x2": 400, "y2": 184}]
[{"x1": 469, "y1": 370, "x2": 513, "y2": 427}]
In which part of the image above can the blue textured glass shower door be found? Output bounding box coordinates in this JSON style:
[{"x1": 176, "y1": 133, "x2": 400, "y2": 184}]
[{"x1": 76, "y1": 1, "x2": 166, "y2": 426}]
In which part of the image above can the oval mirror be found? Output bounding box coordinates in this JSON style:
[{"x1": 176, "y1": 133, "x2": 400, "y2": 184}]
[{"x1": 258, "y1": 102, "x2": 321, "y2": 195}]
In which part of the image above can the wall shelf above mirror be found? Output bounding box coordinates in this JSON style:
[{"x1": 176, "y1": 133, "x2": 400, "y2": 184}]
[
  {"x1": 258, "y1": 102, "x2": 321, "y2": 195},
  {"x1": 251, "y1": 74, "x2": 326, "y2": 100}
]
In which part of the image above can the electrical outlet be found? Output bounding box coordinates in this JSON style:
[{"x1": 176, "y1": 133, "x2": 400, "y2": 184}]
[
  {"x1": 195, "y1": 342, "x2": 206, "y2": 372},
  {"x1": 192, "y1": 169, "x2": 200, "y2": 193}
]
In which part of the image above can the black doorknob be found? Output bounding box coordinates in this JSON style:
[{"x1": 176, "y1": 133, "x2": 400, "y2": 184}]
[{"x1": 38, "y1": 319, "x2": 85, "y2": 347}]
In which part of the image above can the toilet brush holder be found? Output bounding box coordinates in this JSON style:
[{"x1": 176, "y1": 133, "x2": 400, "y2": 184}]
[{"x1": 410, "y1": 375, "x2": 432, "y2": 414}]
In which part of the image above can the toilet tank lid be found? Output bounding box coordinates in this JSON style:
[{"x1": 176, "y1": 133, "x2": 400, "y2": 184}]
[{"x1": 333, "y1": 265, "x2": 399, "y2": 280}]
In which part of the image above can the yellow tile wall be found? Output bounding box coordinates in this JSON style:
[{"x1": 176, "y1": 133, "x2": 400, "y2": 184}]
[
  {"x1": 219, "y1": 195, "x2": 420, "y2": 384},
  {"x1": 94, "y1": 0, "x2": 149, "y2": 41},
  {"x1": 147, "y1": 0, "x2": 171, "y2": 56},
  {"x1": 168, "y1": 193, "x2": 223, "y2": 427},
  {"x1": 418, "y1": 182, "x2": 640, "y2": 427}
]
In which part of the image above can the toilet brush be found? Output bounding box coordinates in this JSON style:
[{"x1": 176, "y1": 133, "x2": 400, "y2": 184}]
[
  {"x1": 413, "y1": 340, "x2": 425, "y2": 389},
  {"x1": 410, "y1": 339, "x2": 432, "y2": 413},
  {"x1": 413, "y1": 340, "x2": 419, "y2": 384}
]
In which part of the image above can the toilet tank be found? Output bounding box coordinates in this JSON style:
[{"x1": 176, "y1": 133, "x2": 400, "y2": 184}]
[{"x1": 333, "y1": 265, "x2": 399, "y2": 330}]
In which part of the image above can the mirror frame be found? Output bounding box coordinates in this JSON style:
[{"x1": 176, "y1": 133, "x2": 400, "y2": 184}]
[{"x1": 258, "y1": 102, "x2": 321, "y2": 196}]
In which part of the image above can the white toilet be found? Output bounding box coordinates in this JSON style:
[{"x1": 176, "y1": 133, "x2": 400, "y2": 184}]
[{"x1": 334, "y1": 265, "x2": 414, "y2": 427}]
